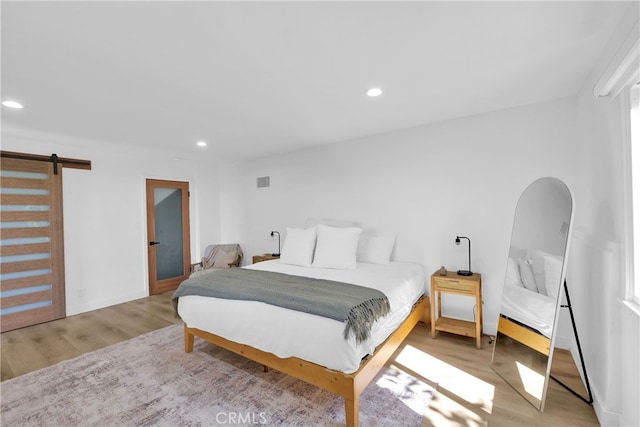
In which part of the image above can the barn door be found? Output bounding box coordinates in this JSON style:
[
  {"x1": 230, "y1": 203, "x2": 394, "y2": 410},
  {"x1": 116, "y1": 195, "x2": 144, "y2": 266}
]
[{"x1": 0, "y1": 157, "x2": 66, "y2": 332}]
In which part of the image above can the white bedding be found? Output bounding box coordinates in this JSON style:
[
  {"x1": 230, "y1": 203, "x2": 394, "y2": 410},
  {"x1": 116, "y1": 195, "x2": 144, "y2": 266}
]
[
  {"x1": 177, "y1": 260, "x2": 426, "y2": 373},
  {"x1": 500, "y1": 284, "x2": 557, "y2": 338}
]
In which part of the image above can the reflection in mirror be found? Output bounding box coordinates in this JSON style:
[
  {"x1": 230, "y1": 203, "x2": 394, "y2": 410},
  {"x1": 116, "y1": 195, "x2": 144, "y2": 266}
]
[{"x1": 491, "y1": 177, "x2": 573, "y2": 411}]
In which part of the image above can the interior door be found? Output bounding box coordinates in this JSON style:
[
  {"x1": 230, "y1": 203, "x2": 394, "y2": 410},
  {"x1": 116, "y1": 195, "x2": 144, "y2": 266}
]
[
  {"x1": 0, "y1": 157, "x2": 66, "y2": 332},
  {"x1": 146, "y1": 179, "x2": 190, "y2": 295}
]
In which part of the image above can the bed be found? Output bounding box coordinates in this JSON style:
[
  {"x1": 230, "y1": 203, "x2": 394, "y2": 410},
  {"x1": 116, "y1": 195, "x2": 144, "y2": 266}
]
[
  {"x1": 500, "y1": 283, "x2": 556, "y2": 338},
  {"x1": 173, "y1": 224, "x2": 427, "y2": 426},
  {"x1": 497, "y1": 251, "x2": 563, "y2": 355}
]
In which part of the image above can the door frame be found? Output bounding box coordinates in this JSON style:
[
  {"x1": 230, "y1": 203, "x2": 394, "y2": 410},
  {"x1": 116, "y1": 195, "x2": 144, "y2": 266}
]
[{"x1": 145, "y1": 179, "x2": 191, "y2": 295}]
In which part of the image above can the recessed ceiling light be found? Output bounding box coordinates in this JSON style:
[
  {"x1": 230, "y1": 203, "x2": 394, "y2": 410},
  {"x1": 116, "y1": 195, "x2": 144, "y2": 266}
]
[
  {"x1": 366, "y1": 88, "x2": 382, "y2": 97},
  {"x1": 2, "y1": 100, "x2": 24, "y2": 109},
  {"x1": 196, "y1": 141, "x2": 207, "y2": 147}
]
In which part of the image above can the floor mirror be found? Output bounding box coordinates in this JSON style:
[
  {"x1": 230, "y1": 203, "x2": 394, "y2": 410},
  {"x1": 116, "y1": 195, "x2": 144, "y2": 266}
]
[{"x1": 491, "y1": 177, "x2": 575, "y2": 410}]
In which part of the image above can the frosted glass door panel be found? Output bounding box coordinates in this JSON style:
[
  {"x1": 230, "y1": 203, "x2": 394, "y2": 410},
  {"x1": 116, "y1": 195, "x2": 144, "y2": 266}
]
[
  {"x1": 146, "y1": 179, "x2": 190, "y2": 295},
  {"x1": 153, "y1": 187, "x2": 184, "y2": 281}
]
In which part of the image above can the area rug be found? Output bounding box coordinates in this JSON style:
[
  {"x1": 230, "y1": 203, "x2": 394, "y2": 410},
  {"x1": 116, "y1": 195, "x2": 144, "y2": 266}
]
[{"x1": 1, "y1": 324, "x2": 434, "y2": 426}]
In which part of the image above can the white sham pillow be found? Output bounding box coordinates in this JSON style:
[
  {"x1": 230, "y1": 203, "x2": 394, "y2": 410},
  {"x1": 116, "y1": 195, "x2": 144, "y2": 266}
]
[
  {"x1": 517, "y1": 258, "x2": 539, "y2": 293},
  {"x1": 279, "y1": 227, "x2": 317, "y2": 267},
  {"x1": 505, "y1": 257, "x2": 523, "y2": 287},
  {"x1": 356, "y1": 234, "x2": 395, "y2": 264},
  {"x1": 312, "y1": 224, "x2": 363, "y2": 269},
  {"x1": 530, "y1": 250, "x2": 551, "y2": 295},
  {"x1": 544, "y1": 255, "x2": 564, "y2": 300},
  {"x1": 304, "y1": 218, "x2": 355, "y2": 229}
]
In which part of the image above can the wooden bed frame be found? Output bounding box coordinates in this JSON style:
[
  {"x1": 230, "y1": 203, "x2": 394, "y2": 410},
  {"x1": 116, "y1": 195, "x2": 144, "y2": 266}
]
[
  {"x1": 183, "y1": 295, "x2": 428, "y2": 427},
  {"x1": 497, "y1": 315, "x2": 550, "y2": 355}
]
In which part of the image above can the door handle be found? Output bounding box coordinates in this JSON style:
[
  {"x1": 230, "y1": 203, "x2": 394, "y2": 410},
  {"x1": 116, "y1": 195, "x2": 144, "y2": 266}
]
[{"x1": 149, "y1": 241, "x2": 160, "y2": 246}]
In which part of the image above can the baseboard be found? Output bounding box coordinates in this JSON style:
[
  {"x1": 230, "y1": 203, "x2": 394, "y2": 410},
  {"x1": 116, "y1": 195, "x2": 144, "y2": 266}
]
[
  {"x1": 554, "y1": 333, "x2": 572, "y2": 350},
  {"x1": 593, "y1": 386, "x2": 620, "y2": 426},
  {"x1": 66, "y1": 290, "x2": 147, "y2": 316},
  {"x1": 484, "y1": 319, "x2": 498, "y2": 337}
]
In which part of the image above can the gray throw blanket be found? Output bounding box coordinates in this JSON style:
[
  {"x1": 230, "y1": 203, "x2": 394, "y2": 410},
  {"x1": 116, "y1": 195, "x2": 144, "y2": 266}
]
[{"x1": 172, "y1": 268, "x2": 390, "y2": 343}]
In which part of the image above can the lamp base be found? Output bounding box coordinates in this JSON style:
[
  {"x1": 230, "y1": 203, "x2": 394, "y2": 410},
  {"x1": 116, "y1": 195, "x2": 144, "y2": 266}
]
[{"x1": 457, "y1": 270, "x2": 473, "y2": 276}]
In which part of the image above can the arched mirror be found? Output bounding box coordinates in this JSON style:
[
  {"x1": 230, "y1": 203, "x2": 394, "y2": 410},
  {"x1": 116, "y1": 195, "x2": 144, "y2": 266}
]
[{"x1": 491, "y1": 177, "x2": 573, "y2": 410}]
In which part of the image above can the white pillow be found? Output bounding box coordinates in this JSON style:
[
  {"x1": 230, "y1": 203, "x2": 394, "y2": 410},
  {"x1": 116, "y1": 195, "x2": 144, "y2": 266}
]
[
  {"x1": 357, "y1": 235, "x2": 395, "y2": 264},
  {"x1": 544, "y1": 255, "x2": 564, "y2": 300},
  {"x1": 312, "y1": 224, "x2": 362, "y2": 269},
  {"x1": 517, "y1": 258, "x2": 539, "y2": 293},
  {"x1": 304, "y1": 218, "x2": 355, "y2": 229},
  {"x1": 505, "y1": 257, "x2": 523, "y2": 287},
  {"x1": 280, "y1": 227, "x2": 317, "y2": 267},
  {"x1": 530, "y1": 250, "x2": 551, "y2": 295}
]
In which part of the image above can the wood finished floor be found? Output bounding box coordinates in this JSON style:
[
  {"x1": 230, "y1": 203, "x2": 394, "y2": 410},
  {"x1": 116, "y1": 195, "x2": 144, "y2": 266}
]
[{"x1": 1, "y1": 292, "x2": 598, "y2": 426}]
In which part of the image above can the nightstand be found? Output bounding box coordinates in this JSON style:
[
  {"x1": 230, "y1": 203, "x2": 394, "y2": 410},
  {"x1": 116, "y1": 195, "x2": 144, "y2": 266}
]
[
  {"x1": 252, "y1": 253, "x2": 280, "y2": 264},
  {"x1": 430, "y1": 270, "x2": 483, "y2": 348}
]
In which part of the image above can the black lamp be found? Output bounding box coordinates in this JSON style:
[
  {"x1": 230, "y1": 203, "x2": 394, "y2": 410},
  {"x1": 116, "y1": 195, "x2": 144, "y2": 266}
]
[
  {"x1": 455, "y1": 236, "x2": 472, "y2": 276},
  {"x1": 270, "y1": 231, "x2": 280, "y2": 257}
]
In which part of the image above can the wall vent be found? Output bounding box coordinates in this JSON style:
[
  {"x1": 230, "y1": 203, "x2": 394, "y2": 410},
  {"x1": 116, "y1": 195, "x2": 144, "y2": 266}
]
[{"x1": 256, "y1": 176, "x2": 270, "y2": 189}]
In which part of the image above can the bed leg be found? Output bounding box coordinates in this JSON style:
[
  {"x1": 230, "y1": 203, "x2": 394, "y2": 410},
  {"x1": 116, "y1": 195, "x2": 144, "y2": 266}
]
[
  {"x1": 344, "y1": 397, "x2": 359, "y2": 427},
  {"x1": 184, "y1": 326, "x2": 194, "y2": 353},
  {"x1": 263, "y1": 365, "x2": 269, "y2": 372}
]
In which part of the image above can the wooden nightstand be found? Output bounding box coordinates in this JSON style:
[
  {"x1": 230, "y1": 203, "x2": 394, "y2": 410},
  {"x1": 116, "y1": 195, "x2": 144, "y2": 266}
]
[
  {"x1": 430, "y1": 270, "x2": 483, "y2": 348},
  {"x1": 252, "y1": 253, "x2": 280, "y2": 264}
]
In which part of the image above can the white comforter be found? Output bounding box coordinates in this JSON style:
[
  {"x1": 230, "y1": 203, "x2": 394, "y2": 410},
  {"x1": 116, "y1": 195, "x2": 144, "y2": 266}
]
[
  {"x1": 500, "y1": 284, "x2": 557, "y2": 338},
  {"x1": 177, "y1": 260, "x2": 426, "y2": 373}
]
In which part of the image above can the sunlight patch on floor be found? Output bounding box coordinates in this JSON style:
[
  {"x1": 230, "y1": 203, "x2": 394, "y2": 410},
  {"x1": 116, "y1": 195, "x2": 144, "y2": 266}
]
[
  {"x1": 374, "y1": 367, "x2": 434, "y2": 416},
  {"x1": 394, "y1": 345, "x2": 495, "y2": 414},
  {"x1": 424, "y1": 391, "x2": 488, "y2": 427},
  {"x1": 515, "y1": 360, "x2": 545, "y2": 399}
]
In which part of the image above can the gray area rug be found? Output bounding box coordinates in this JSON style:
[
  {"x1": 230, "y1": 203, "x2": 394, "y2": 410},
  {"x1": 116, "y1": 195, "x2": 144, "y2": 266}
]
[{"x1": 1, "y1": 324, "x2": 434, "y2": 426}]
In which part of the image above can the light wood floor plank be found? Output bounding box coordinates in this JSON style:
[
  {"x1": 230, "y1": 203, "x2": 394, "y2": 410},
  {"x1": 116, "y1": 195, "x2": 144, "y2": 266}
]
[
  {"x1": 1, "y1": 292, "x2": 180, "y2": 381},
  {"x1": 400, "y1": 324, "x2": 598, "y2": 426},
  {"x1": 1, "y1": 293, "x2": 598, "y2": 426}
]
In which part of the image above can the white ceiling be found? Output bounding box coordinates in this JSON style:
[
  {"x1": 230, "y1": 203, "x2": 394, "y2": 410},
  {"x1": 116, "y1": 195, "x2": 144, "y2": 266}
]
[{"x1": 1, "y1": 1, "x2": 630, "y2": 163}]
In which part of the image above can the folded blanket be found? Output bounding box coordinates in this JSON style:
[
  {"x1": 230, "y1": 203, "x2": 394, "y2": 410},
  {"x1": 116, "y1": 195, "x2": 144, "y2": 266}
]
[{"x1": 172, "y1": 268, "x2": 390, "y2": 343}]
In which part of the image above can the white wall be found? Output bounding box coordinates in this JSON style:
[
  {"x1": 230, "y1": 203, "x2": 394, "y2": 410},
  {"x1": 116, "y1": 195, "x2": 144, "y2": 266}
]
[
  {"x1": 568, "y1": 4, "x2": 639, "y2": 425},
  {"x1": 572, "y1": 90, "x2": 639, "y2": 427},
  {"x1": 1, "y1": 125, "x2": 222, "y2": 315},
  {"x1": 219, "y1": 96, "x2": 581, "y2": 338}
]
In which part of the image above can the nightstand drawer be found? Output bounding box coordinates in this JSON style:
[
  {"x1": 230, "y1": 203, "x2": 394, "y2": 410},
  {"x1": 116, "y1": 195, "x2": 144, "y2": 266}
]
[{"x1": 433, "y1": 278, "x2": 475, "y2": 293}]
